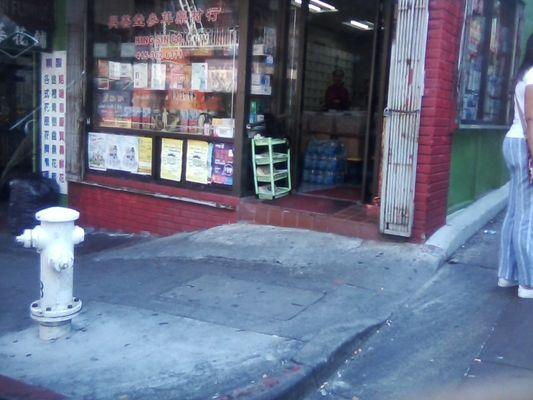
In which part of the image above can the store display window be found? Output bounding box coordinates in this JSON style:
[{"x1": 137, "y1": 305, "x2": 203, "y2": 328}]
[
  {"x1": 246, "y1": 0, "x2": 279, "y2": 129},
  {"x1": 459, "y1": 0, "x2": 523, "y2": 127},
  {"x1": 88, "y1": 0, "x2": 238, "y2": 189}
]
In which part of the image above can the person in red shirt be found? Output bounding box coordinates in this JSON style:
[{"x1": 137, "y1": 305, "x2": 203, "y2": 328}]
[{"x1": 324, "y1": 69, "x2": 350, "y2": 111}]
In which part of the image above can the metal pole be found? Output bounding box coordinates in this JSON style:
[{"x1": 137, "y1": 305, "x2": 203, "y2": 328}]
[
  {"x1": 33, "y1": 51, "x2": 39, "y2": 173},
  {"x1": 361, "y1": 1, "x2": 382, "y2": 203}
]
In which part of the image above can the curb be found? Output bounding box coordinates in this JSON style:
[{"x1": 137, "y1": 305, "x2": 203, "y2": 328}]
[
  {"x1": 0, "y1": 375, "x2": 66, "y2": 400},
  {"x1": 215, "y1": 321, "x2": 386, "y2": 400},
  {"x1": 426, "y1": 183, "x2": 508, "y2": 262}
]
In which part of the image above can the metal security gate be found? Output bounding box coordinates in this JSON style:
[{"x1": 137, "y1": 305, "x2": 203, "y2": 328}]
[{"x1": 379, "y1": 0, "x2": 429, "y2": 237}]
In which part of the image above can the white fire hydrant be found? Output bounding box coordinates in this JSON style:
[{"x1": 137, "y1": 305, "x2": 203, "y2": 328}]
[{"x1": 16, "y1": 207, "x2": 85, "y2": 340}]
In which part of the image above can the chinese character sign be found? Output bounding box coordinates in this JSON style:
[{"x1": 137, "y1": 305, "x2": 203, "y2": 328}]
[
  {"x1": 41, "y1": 51, "x2": 67, "y2": 194},
  {"x1": 107, "y1": 8, "x2": 223, "y2": 30}
]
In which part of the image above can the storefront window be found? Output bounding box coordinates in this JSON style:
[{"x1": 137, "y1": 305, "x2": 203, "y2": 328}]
[
  {"x1": 0, "y1": 1, "x2": 53, "y2": 189},
  {"x1": 248, "y1": 0, "x2": 279, "y2": 124},
  {"x1": 88, "y1": 0, "x2": 238, "y2": 188},
  {"x1": 459, "y1": 0, "x2": 523, "y2": 126}
]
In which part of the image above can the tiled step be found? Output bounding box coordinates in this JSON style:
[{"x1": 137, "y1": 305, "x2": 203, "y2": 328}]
[{"x1": 238, "y1": 197, "x2": 381, "y2": 240}]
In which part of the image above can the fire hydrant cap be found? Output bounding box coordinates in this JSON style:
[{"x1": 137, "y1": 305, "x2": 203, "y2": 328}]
[{"x1": 36, "y1": 207, "x2": 80, "y2": 223}]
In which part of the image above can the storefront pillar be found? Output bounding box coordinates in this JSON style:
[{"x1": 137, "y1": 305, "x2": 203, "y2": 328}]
[
  {"x1": 413, "y1": 0, "x2": 465, "y2": 241},
  {"x1": 65, "y1": 0, "x2": 87, "y2": 183}
]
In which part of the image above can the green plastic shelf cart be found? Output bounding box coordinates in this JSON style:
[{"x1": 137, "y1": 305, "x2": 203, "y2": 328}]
[{"x1": 251, "y1": 137, "x2": 291, "y2": 200}]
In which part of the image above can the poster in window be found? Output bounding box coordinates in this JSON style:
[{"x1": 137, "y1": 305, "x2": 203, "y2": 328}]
[
  {"x1": 98, "y1": 60, "x2": 109, "y2": 78},
  {"x1": 468, "y1": 18, "x2": 484, "y2": 53},
  {"x1": 97, "y1": 78, "x2": 110, "y2": 90},
  {"x1": 207, "y1": 59, "x2": 236, "y2": 93},
  {"x1": 138, "y1": 137, "x2": 153, "y2": 175},
  {"x1": 186, "y1": 140, "x2": 212, "y2": 184},
  {"x1": 88, "y1": 132, "x2": 107, "y2": 171},
  {"x1": 263, "y1": 27, "x2": 276, "y2": 56},
  {"x1": 109, "y1": 61, "x2": 121, "y2": 80},
  {"x1": 120, "y1": 62, "x2": 133, "y2": 79},
  {"x1": 133, "y1": 63, "x2": 148, "y2": 88},
  {"x1": 211, "y1": 143, "x2": 234, "y2": 185},
  {"x1": 151, "y1": 63, "x2": 166, "y2": 90},
  {"x1": 168, "y1": 63, "x2": 187, "y2": 90},
  {"x1": 191, "y1": 63, "x2": 208, "y2": 91},
  {"x1": 104, "y1": 134, "x2": 122, "y2": 170},
  {"x1": 119, "y1": 135, "x2": 139, "y2": 173},
  {"x1": 160, "y1": 138, "x2": 183, "y2": 181}
]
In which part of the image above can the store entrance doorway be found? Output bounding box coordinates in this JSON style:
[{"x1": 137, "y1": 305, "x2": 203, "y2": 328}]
[
  {"x1": 0, "y1": 2, "x2": 54, "y2": 229},
  {"x1": 290, "y1": 0, "x2": 392, "y2": 206},
  {"x1": 241, "y1": 0, "x2": 393, "y2": 239}
]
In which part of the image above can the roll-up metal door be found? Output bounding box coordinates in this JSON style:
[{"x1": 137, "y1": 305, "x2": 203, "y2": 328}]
[{"x1": 379, "y1": 0, "x2": 429, "y2": 237}]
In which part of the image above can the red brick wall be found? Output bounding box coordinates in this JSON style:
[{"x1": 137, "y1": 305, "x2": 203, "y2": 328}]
[
  {"x1": 69, "y1": 175, "x2": 238, "y2": 236},
  {"x1": 413, "y1": 0, "x2": 465, "y2": 241}
]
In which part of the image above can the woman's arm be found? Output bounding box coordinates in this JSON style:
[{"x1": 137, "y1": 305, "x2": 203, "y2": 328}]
[{"x1": 525, "y1": 85, "x2": 533, "y2": 156}]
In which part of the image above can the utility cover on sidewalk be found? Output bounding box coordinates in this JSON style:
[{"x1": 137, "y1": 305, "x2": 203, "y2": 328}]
[{"x1": 161, "y1": 275, "x2": 324, "y2": 321}]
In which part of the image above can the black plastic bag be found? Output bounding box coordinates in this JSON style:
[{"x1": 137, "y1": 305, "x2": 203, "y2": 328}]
[{"x1": 7, "y1": 175, "x2": 60, "y2": 235}]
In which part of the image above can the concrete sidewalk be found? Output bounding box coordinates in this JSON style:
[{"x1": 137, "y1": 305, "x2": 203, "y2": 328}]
[{"x1": 0, "y1": 223, "x2": 441, "y2": 400}]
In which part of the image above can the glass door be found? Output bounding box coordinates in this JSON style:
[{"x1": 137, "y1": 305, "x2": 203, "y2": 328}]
[
  {"x1": 0, "y1": 2, "x2": 52, "y2": 195},
  {"x1": 247, "y1": 0, "x2": 281, "y2": 126}
]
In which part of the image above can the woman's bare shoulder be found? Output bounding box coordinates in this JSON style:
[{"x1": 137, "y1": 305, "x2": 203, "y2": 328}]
[{"x1": 524, "y1": 66, "x2": 533, "y2": 85}]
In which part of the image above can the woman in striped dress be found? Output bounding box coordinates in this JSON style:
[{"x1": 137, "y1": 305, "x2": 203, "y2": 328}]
[{"x1": 498, "y1": 34, "x2": 533, "y2": 298}]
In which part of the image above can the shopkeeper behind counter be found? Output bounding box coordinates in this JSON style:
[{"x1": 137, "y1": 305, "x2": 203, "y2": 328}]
[{"x1": 324, "y1": 69, "x2": 350, "y2": 111}]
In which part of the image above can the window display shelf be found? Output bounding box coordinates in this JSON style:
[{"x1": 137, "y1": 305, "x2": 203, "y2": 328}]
[
  {"x1": 95, "y1": 126, "x2": 235, "y2": 143},
  {"x1": 188, "y1": 54, "x2": 238, "y2": 59},
  {"x1": 254, "y1": 152, "x2": 288, "y2": 165},
  {"x1": 253, "y1": 137, "x2": 286, "y2": 146},
  {"x1": 257, "y1": 185, "x2": 290, "y2": 200},
  {"x1": 256, "y1": 167, "x2": 288, "y2": 182}
]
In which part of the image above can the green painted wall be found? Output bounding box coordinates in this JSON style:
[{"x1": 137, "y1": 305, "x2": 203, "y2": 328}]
[
  {"x1": 447, "y1": 129, "x2": 508, "y2": 214},
  {"x1": 53, "y1": 0, "x2": 67, "y2": 51},
  {"x1": 447, "y1": 0, "x2": 533, "y2": 214},
  {"x1": 522, "y1": 0, "x2": 533, "y2": 53}
]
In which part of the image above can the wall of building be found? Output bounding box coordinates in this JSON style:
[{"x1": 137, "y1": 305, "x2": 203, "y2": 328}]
[
  {"x1": 69, "y1": 176, "x2": 239, "y2": 235},
  {"x1": 447, "y1": 130, "x2": 508, "y2": 213},
  {"x1": 413, "y1": 0, "x2": 465, "y2": 241},
  {"x1": 447, "y1": 0, "x2": 533, "y2": 214}
]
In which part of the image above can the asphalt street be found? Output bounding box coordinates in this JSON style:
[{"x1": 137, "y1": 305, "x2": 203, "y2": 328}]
[{"x1": 306, "y1": 212, "x2": 533, "y2": 400}]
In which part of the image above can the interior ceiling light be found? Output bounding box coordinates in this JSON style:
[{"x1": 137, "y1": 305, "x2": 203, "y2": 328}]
[
  {"x1": 310, "y1": 0, "x2": 337, "y2": 11},
  {"x1": 292, "y1": 0, "x2": 337, "y2": 13},
  {"x1": 343, "y1": 19, "x2": 374, "y2": 31}
]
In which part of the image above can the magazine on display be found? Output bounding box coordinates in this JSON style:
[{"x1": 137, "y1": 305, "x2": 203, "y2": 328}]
[
  {"x1": 186, "y1": 140, "x2": 211, "y2": 184},
  {"x1": 191, "y1": 63, "x2": 208, "y2": 91},
  {"x1": 211, "y1": 143, "x2": 234, "y2": 185},
  {"x1": 160, "y1": 138, "x2": 183, "y2": 181},
  {"x1": 133, "y1": 63, "x2": 149, "y2": 88}
]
